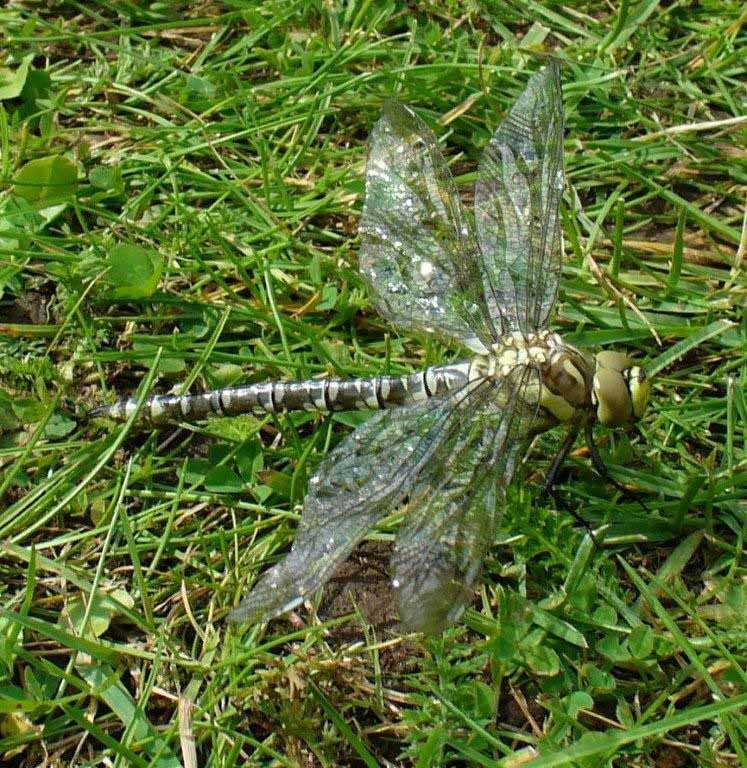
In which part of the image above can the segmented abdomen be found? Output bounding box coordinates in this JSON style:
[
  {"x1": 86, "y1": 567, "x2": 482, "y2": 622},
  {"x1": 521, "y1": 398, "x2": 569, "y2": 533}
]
[{"x1": 90, "y1": 361, "x2": 472, "y2": 424}]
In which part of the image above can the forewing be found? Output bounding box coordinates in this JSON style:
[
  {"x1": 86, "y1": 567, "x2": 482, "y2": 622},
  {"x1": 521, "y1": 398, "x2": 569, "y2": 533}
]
[
  {"x1": 359, "y1": 101, "x2": 498, "y2": 353},
  {"x1": 392, "y1": 366, "x2": 540, "y2": 634},
  {"x1": 229, "y1": 377, "x2": 493, "y2": 625},
  {"x1": 475, "y1": 63, "x2": 564, "y2": 334}
]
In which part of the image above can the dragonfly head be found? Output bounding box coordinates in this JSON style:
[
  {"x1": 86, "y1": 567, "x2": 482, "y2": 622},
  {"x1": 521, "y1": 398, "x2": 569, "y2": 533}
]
[{"x1": 592, "y1": 351, "x2": 651, "y2": 427}]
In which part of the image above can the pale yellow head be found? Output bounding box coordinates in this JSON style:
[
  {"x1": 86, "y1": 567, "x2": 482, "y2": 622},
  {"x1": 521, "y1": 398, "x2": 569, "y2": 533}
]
[{"x1": 592, "y1": 351, "x2": 652, "y2": 427}]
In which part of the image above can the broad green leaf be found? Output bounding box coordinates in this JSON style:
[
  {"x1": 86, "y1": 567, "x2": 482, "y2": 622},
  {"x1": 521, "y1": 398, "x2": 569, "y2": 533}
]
[
  {"x1": 204, "y1": 465, "x2": 243, "y2": 493},
  {"x1": 627, "y1": 625, "x2": 654, "y2": 659},
  {"x1": 62, "y1": 598, "x2": 110, "y2": 640},
  {"x1": 61, "y1": 589, "x2": 135, "y2": 640},
  {"x1": 23, "y1": 667, "x2": 57, "y2": 702},
  {"x1": 89, "y1": 164, "x2": 123, "y2": 192},
  {"x1": 184, "y1": 458, "x2": 210, "y2": 485},
  {"x1": 203, "y1": 414, "x2": 260, "y2": 441},
  {"x1": 0, "y1": 682, "x2": 26, "y2": 706},
  {"x1": 208, "y1": 363, "x2": 244, "y2": 387},
  {"x1": 584, "y1": 663, "x2": 616, "y2": 693},
  {"x1": 11, "y1": 398, "x2": 45, "y2": 424},
  {"x1": 487, "y1": 622, "x2": 517, "y2": 662},
  {"x1": 257, "y1": 469, "x2": 292, "y2": 499},
  {"x1": 591, "y1": 604, "x2": 618, "y2": 627},
  {"x1": 207, "y1": 443, "x2": 231, "y2": 464},
  {"x1": 186, "y1": 74, "x2": 217, "y2": 98},
  {"x1": 531, "y1": 606, "x2": 588, "y2": 649},
  {"x1": 0, "y1": 56, "x2": 32, "y2": 100},
  {"x1": 317, "y1": 284, "x2": 338, "y2": 310},
  {"x1": 596, "y1": 635, "x2": 631, "y2": 663},
  {"x1": 333, "y1": 410, "x2": 376, "y2": 428},
  {"x1": 473, "y1": 681, "x2": 496, "y2": 719},
  {"x1": 519, "y1": 21, "x2": 550, "y2": 49},
  {"x1": 563, "y1": 691, "x2": 593, "y2": 719},
  {"x1": 0, "y1": 611, "x2": 120, "y2": 666},
  {"x1": 524, "y1": 644, "x2": 560, "y2": 676},
  {"x1": 13, "y1": 155, "x2": 78, "y2": 204},
  {"x1": 14, "y1": 68, "x2": 52, "y2": 121},
  {"x1": 252, "y1": 484, "x2": 273, "y2": 503},
  {"x1": 236, "y1": 440, "x2": 263, "y2": 481},
  {"x1": 131, "y1": 342, "x2": 185, "y2": 373},
  {"x1": 44, "y1": 413, "x2": 76, "y2": 438},
  {"x1": 185, "y1": 458, "x2": 210, "y2": 484},
  {"x1": 0, "y1": 197, "x2": 51, "y2": 244},
  {"x1": 105, "y1": 243, "x2": 163, "y2": 300},
  {"x1": 725, "y1": 581, "x2": 747, "y2": 614}
]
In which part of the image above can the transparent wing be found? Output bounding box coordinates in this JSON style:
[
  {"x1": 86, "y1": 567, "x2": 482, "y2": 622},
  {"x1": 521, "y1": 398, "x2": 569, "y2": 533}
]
[
  {"x1": 359, "y1": 101, "x2": 500, "y2": 353},
  {"x1": 229, "y1": 377, "x2": 496, "y2": 625},
  {"x1": 392, "y1": 366, "x2": 540, "y2": 634},
  {"x1": 475, "y1": 62, "x2": 565, "y2": 334}
]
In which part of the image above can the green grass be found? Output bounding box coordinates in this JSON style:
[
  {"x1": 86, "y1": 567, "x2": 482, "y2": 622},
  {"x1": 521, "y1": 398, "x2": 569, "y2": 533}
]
[{"x1": 1, "y1": 1, "x2": 746, "y2": 765}]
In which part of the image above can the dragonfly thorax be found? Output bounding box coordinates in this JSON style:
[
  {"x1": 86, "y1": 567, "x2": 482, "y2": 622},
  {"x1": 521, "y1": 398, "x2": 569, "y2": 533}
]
[
  {"x1": 467, "y1": 339, "x2": 651, "y2": 429},
  {"x1": 467, "y1": 330, "x2": 595, "y2": 424},
  {"x1": 487, "y1": 329, "x2": 565, "y2": 372}
]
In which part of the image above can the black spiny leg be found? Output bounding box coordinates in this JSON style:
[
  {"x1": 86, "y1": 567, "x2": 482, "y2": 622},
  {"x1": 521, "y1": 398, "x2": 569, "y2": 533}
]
[
  {"x1": 585, "y1": 421, "x2": 650, "y2": 514},
  {"x1": 543, "y1": 422, "x2": 596, "y2": 534},
  {"x1": 544, "y1": 422, "x2": 580, "y2": 501}
]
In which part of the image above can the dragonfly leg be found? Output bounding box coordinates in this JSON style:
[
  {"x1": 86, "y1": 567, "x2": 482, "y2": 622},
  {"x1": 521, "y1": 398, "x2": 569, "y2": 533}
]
[
  {"x1": 543, "y1": 422, "x2": 598, "y2": 536},
  {"x1": 584, "y1": 422, "x2": 650, "y2": 514},
  {"x1": 544, "y1": 422, "x2": 581, "y2": 496}
]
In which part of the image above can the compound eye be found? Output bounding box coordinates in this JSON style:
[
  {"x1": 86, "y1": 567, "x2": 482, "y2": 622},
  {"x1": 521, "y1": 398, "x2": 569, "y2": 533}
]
[
  {"x1": 593, "y1": 368, "x2": 632, "y2": 426},
  {"x1": 626, "y1": 366, "x2": 651, "y2": 419}
]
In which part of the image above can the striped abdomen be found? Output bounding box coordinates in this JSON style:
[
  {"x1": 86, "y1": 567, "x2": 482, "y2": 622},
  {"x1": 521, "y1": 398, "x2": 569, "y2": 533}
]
[{"x1": 90, "y1": 361, "x2": 472, "y2": 424}]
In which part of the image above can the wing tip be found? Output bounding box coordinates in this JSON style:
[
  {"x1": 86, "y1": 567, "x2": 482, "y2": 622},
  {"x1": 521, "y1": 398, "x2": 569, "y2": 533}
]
[
  {"x1": 227, "y1": 601, "x2": 261, "y2": 624},
  {"x1": 381, "y1": 97, "x2": 405, "y2": 112},
  {"x1": 227, "y1": 590, "x2": 304, "y2": 626},
  {"x1": 227, "y1": 597, "x2": 271, "y2": 625},
  {"x1": 376, "y1": 99, "x2": 431, "y2": 139},
  {"x1": 378, "y1": 98, "x2": 402, "y2": 125},
  {"x1": 527, "y1": 58, "x2": 562, "y2": 94}
]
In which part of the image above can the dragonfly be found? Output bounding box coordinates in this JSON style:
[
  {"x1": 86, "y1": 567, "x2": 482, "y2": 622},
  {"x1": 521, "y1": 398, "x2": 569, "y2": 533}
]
[{"x1": 92, "y1": 63, "x2": 652, "y2": 634}]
